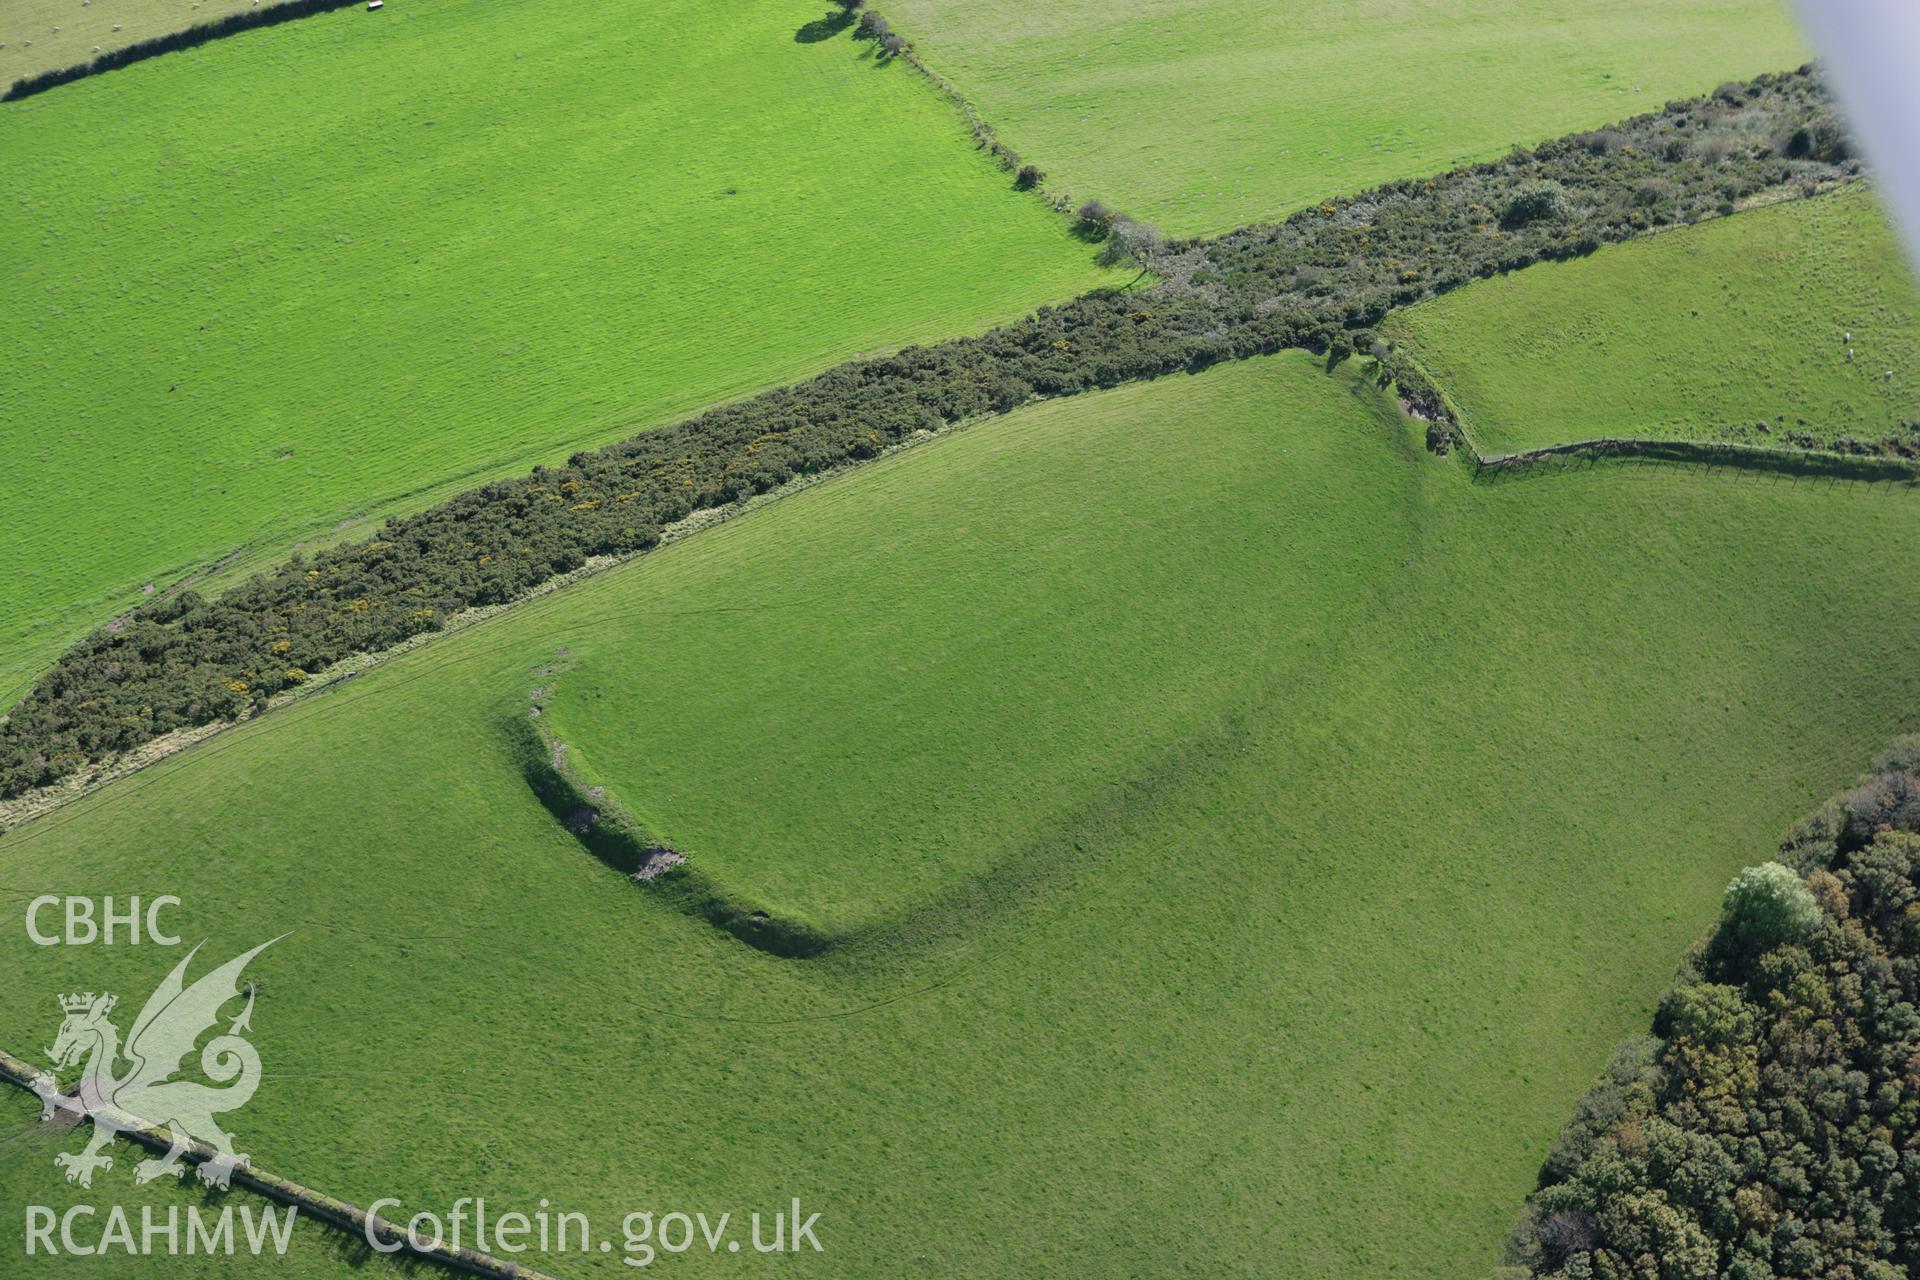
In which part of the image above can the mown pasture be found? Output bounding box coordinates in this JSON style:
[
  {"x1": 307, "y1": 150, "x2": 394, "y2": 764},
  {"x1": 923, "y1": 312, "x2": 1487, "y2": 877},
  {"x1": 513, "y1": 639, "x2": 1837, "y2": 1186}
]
[
  {"x1": 0, "y1": 0, "x2": 1117, "y2": 703},
  {"x1": 1387, "y1": 184, "x2": 1920, "y2": 455},
  {"x1": 881, "y1": 0, "x2": 1807, "y2": 235},
  {"x1": 4, "y1": 354, "x2": 1920, "y2": 1277}
]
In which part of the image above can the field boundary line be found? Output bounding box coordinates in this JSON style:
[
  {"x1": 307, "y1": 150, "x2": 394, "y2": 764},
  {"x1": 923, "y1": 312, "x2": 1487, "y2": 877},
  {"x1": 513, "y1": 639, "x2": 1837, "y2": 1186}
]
[
  {"x1": 1470, "y1": 433, "x2": 1920, "y2": 484},
  {"x1": 0, "y1": 72, "x2": 1874, "y2": 811},
  {"x1": 873, "y1": 9, "x2": 1092, "y2": 219},
  {"x1": 0, "y1": 1048, "x2": 561, "y2": 1280},
  {"x1": 894, "y1": 40, "x2": 1022, "y2": 177},
  {"x1": 0, "y1": 420, "x2": 990, "y2": 837},
  {"x1": 1386, "y1": 330, "x2": 1920, "y2": 484},
  {"x1": 1377, "y1": 341, "x2": 1488, "y2": 463},
  {"x1": 7, "y1": 364, "x2": 1910, "y2": 838},
  {"x1": 1379, "y1": 197, "x2": 1920, "y2": 485},
  {"x1": 3, "y1": 0, "x2": 366, "y2": 102}
]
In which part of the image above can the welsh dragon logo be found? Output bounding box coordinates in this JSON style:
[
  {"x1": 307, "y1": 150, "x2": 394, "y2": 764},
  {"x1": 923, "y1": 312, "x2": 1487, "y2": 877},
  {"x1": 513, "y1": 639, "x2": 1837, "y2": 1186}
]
[{"x1": 28, "y1": 938, "x2": 282, "y2": 1190}]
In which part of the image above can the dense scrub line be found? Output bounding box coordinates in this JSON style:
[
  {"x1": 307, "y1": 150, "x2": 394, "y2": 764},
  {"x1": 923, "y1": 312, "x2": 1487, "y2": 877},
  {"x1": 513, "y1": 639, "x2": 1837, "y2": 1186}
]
[
  {"x1": 0, "y1": 69, "x2": 1858, "y2": 800},
  {"x1": 1, "y1": 0, "x2": 366, "y2": 102},
  {"x1": 1502, "y1": 741, "x2": 1920, "y2": 1280}
]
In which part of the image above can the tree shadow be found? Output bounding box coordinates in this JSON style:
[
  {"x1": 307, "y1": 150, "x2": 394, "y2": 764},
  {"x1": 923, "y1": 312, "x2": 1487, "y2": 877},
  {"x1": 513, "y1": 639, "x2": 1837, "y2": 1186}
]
[{"x1": 793, "y1": 9, "x2": 854, "y2": 43}]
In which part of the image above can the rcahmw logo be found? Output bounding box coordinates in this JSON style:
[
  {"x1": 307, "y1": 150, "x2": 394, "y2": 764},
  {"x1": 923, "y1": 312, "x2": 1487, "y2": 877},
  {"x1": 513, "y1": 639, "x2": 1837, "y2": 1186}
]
[
  {"x1": 21, "y1": 931, "x2": 297, "y2": 1257},
  {"x1": 26, "y1": 895, "x2": 182, "y2": 946},
  {"x1": 26, "y1": 1202, "x2": 297, "y2": 1258}
]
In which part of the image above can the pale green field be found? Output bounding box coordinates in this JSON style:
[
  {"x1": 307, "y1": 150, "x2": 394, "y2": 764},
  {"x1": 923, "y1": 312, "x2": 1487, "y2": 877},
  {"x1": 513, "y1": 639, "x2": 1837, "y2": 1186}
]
[
  {"x1": 0, "y1": 0, "x2": 1117, "y2": 704},
  {"x1": 0, "y1": 0, "x2": 258, "y2": 85},
  {"x1": 884, "y1": 0, "x2": 1807, "y2": 235},
  {"x1": 4, "y1": 355, "x2": 1919, "y2": 1277},
  {"x1": 1386, "y1": 185, "x2": 1920, "y2": 455}
]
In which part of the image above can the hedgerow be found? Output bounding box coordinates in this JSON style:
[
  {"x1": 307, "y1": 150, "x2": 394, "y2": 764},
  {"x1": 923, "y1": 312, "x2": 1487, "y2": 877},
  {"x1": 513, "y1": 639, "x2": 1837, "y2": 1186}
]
[
  {"x1": 1503, "y1": 739, "x2": 1920, "y2": 1280},
  {"x1": 0, "y1": 67, "x2": 1859, "y2": 799},
  {"x1": 2, "y1": 0, "x2": 366, "y2": 102}
]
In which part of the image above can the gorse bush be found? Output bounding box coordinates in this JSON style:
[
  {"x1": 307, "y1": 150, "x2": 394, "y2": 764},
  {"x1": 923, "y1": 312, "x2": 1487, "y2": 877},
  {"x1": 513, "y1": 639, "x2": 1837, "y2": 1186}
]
[
  {"x1": 1075, "y1": 199, "x2": 1116, "y2": 229},
  {"x1": 1630, "y1": 177, "x2": 1680, "y2": 208},
  {"x1": 1506, "y1": 744, "x2": 1920, "y2": 1280},
  {"x1": 1500, "y1": 180, "x2": 1570, "y2": 227},
  {"x1": 1097, "y1": 218, "x2": 1161, "y2": 268},
  {"x1": 0, "y1": 69, "x2": 1860, "y2": 801}
]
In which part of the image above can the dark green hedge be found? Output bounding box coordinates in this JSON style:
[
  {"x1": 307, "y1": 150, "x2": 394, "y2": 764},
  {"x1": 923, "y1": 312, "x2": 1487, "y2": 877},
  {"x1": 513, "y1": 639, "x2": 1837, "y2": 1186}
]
[
  {"x1": 3, "y1": 0, "x2": 367, "y2": 103},
  {"x1": 0, "y1": 68, "x2": 1857, "y2": 799}
]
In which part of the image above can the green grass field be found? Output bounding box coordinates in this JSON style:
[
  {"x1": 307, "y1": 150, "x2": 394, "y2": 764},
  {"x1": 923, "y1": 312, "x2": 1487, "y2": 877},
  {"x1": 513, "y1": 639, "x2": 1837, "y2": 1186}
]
[
  {"x1": 1387, "y1": 185, "x2": 1920, "y2": 455},
  {"x1": 0, "y1": 1088, "x2": 407, "y2": 1279},
  {"x1": 0, "y1": 0, "x2": 1118, "y2": 704},
  {"x1": 0, "y1": 0, "x2": 259, "y2": 85},
  {"x1": 5, "y1": 354, "x2": 1919, "y2": 1277},
  {"x1": 883, "y1": 0, "x2": 1806, "y2": 236}
]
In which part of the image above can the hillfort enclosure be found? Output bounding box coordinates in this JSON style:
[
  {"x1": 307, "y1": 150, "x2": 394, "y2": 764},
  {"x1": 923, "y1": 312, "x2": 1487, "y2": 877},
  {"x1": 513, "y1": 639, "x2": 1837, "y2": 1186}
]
[{"x1": 3, "y1": 3, "x2": 1918, "y2": 1278}]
